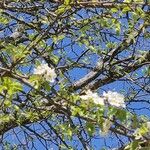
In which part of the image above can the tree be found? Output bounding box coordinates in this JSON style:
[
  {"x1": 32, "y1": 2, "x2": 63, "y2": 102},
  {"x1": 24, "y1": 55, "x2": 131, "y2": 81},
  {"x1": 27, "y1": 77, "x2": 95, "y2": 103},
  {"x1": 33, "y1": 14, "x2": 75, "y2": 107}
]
[{"x1": 0, "y1": 0, "x2": 149, "y2": 149}]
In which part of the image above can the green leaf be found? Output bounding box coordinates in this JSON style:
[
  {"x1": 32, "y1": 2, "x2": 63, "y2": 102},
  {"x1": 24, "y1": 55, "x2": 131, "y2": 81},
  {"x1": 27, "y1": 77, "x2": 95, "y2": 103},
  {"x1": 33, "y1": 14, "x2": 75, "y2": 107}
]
[
  {"x1": 115, "y1": 23, "x2": 121, "y2": 35},
  {"x1": 136, "y1": 7, "x2": 144, "y2": 15},
  {"x1": 111, "y1": 8, "x2": 118, "y2": 13},
  {"x1": 125, "y1": 141, "x2": 139, "y2": 150},
  {"x1": 132, "y1": 115, "x2": 139, "y2": 129},
  {"x1": 29, "y1": 75, "x2": 41, "y2": 89},
  {"x1": 86, "y1": 122, "x2": 95, "y2": 136},
  {"x1": 140, "y1": 125, "x2": 149, "y2": 135},
  {"x1": 64, "y1": 0, "x2": 71, "y2": 5},
  {"x1": 122, "y1": 6, "x2": 131, "y2": 13},
  {"x1": 4, "y1": 100, "x2": 12, "y2": 108},
  {"x1": 0, "y1": 114, "x2": 11, "y2": 123},
  {"x1": 107, "y1": 107, "x2": 118, "y2": 117},
  {"x1": 14, "y1": 105, "x2": 20, "y2": 111},
  {"x1": 43, "y1": 81, "x2": 51, "y2": 91},
  {"x1": 56, "y1": 5, "x2": 67, "y2": 15},
  {"x1": 67, "y1": 128, "x2": 73, "y2": 139},
  {"x1": 131, "y1": 141, "x2": 139, "y2": 150},
  {"x1": 0, "y1": 77, "x2": 22, "y2": 97},
  {"x1": 52, "y1": 34, "x2": 65, "y2": 44},
  {"x1": 51, "y1": 54, "x2": 59, "y2": 64},
  {"x1": 0, "y1": 16, "x2": 9, "y2": 24},
  {"x1": 116, "y1": 109, "x2": 127, "y2": 122}
]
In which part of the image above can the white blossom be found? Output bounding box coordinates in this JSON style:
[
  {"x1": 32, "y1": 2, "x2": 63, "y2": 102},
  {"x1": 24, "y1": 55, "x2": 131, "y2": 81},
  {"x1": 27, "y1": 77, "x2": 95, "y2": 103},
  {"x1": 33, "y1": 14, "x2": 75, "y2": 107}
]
[
  {"x1": 103, "y1": 91, "x2": 125, "y2": 108},
  {"x1": 93, "y1": 97, "x2": 105, "y2": 106},
  {"x1": 146, "y1": 122, "x2": 150, "y2": 128},
  {"x1": 80, "y1": 90, "x2": 104, "y2": 105},
  {"x1": 100, "y1": 119, "x2": 112, "y2": 136},
  {"x1": 10, "y1": 31, "x2": 22, "y2": 39},
  {"x1": 80, "y1": 90, "x2": 125, "y2": 108},
  {"x1": 33, "y1": 63, "x2": 57, "y2": 82},
  {"x1": 40, "y1": 98, "x2": 49, "y2": 104}
]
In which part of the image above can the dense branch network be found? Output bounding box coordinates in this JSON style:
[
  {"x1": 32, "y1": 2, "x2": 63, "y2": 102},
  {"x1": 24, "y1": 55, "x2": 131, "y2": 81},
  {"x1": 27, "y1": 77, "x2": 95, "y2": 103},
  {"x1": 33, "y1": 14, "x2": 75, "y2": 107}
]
[{"x1": 0, "y1": 0, "x2": 149, "y2": 149}]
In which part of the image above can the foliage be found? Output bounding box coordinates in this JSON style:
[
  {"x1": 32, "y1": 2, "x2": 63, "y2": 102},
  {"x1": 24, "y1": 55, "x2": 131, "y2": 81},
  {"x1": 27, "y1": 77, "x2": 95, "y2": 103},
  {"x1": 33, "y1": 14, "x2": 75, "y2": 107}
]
[{"x1": 0, "y1": 0, "x2": 149, "y2": 149}]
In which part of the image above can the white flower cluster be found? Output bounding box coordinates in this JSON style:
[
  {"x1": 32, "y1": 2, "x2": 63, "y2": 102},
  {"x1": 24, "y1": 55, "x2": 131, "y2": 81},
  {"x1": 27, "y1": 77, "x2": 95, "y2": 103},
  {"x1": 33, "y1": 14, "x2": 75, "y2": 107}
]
[
  {"x1": 146, "y1": 122, "x2": 150, "y2": 129},
  {"x1": 80, "y1": 90, "x2": 125, "y2": 108},
  {"x1": 101, "y1": 119, "x2": 112, "y2": 136},
  {"x1": 80, "y1": 90, "x2": 105, "y2": 105},
  {"x1": 33, "y1": 63, "x2": 57, "y2": 82},
  {"x1": 103, "y1": 91, "x2": 125, "y2": 108}
]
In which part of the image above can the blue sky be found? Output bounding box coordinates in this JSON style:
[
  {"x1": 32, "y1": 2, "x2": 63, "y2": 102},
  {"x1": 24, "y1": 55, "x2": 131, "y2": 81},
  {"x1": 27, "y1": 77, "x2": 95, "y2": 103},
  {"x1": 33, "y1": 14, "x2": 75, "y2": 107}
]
[{"x1": 0, "y1": 2, "x2": 150, "y2": 150}]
